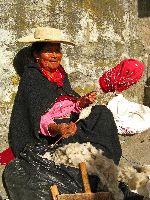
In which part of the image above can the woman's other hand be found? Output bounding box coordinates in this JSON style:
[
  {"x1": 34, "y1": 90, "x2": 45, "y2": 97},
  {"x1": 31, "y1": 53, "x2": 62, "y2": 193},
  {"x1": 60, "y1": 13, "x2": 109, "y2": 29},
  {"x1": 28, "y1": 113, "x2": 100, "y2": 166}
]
[
  {"x1": 58, "y1": 122, "x2": 77, "y2": 138},
  {"x1": 48, "y1": 122, "x2": 77, "y2": 138},
  {"x1": 76, "y1": 91, "x2": 97, "y2": 109}
]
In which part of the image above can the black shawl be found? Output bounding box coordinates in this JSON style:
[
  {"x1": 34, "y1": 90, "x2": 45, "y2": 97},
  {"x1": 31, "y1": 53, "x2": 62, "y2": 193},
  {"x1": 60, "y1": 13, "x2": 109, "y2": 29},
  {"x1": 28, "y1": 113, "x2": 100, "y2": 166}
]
[
  {"x1": 8, "y1": 62, "x2": 80, "y2": 156},
  {"x1": 9, "y1": 62, "x2": 122, "y2": 165}
]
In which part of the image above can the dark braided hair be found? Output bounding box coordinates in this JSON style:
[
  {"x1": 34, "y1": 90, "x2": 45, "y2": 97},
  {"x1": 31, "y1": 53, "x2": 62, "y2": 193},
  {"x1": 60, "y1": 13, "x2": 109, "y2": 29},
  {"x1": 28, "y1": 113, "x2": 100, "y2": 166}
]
[{"x1": 31, "y1": 42, "x2": 61, "y2": 56}]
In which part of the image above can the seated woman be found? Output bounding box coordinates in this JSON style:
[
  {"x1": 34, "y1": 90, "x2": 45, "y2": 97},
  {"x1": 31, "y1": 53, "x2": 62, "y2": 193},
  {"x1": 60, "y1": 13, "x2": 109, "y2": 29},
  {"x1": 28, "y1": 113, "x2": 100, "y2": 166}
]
[
  {"x1": 7, "y1": 27, "x2": 121, "y2": 164},
  {"x1": 4, "y1": 27, "x2": 123, "y2": 200}
]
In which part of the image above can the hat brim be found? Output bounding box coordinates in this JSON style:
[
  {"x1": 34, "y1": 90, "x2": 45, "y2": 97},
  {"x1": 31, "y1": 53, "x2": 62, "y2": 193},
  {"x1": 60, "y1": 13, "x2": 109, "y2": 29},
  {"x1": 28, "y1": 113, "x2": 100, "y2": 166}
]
[{"x1": 18, "y1": 34, "x2": 76, "y2": 45}]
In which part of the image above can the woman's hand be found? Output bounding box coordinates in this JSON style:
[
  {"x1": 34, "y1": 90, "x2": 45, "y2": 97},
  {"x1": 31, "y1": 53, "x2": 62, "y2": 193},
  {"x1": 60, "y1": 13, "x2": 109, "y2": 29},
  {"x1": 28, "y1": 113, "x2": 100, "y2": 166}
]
[
  {"x1": 58, "y1": 122, "x2": 77, "y2": 138},
  {"x1": 76, "y1": 91, "x2": 97, "y2": 109},
  {"x1": 48, "y1": 122, "x2": 77, "y2": 138}
]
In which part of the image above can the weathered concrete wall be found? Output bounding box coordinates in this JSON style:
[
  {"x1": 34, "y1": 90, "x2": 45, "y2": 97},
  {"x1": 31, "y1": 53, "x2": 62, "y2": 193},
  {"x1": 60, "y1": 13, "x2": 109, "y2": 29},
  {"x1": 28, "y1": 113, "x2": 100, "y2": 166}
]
[{"x1": 0, "y1": 0, "x2": 150, "y2": 198}]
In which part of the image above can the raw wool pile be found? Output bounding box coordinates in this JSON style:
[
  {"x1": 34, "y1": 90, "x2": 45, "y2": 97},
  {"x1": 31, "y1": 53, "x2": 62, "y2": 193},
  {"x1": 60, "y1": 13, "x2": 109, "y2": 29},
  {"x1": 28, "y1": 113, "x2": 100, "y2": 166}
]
[
  {"x1": 118, "y1": 164, "x2": 150, "y2": 198},
  {"x1": 42, "y1": 142, "x2": 124, "y2": 200}
]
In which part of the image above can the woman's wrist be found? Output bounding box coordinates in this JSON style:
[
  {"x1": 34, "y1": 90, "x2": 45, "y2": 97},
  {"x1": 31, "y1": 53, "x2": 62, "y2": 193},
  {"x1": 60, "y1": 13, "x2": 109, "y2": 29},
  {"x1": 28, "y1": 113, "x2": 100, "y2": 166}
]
[
  {"x1": 75, "y1": 96, "x2": 90, "y2": 110},
  {"x1": 75, "y1": 100, "x2": 82, "y2": 112}
]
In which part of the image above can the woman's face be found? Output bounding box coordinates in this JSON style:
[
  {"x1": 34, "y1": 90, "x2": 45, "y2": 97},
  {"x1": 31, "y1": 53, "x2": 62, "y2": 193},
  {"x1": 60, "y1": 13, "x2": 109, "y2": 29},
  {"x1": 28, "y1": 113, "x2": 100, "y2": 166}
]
[{"x1": 35, "y1": 43, "x2": 62, "y2": 72}]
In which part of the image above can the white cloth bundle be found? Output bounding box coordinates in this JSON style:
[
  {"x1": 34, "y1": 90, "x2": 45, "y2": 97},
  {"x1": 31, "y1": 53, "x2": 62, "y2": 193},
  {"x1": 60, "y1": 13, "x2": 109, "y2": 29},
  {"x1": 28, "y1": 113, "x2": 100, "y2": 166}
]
[{"x1": 107, "y1": 94, "x2": 150, "y2": 135}]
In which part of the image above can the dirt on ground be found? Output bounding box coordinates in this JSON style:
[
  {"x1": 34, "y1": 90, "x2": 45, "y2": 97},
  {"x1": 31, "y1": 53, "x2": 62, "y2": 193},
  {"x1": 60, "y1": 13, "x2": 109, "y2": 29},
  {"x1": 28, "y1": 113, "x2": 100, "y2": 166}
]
[
  {"x1": 119, "y1": 128, "x2": 150, "y2": 166},
  {"x1": 0, "y1": 128, "x2": 150, "y2": 199}
]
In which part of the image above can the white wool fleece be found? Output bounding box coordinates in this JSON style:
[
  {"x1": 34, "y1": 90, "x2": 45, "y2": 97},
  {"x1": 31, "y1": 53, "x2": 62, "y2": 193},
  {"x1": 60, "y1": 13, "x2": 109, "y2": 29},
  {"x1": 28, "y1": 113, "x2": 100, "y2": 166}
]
[{"x1": 42, "y1": 142, "x2": 124, "y2": 200}]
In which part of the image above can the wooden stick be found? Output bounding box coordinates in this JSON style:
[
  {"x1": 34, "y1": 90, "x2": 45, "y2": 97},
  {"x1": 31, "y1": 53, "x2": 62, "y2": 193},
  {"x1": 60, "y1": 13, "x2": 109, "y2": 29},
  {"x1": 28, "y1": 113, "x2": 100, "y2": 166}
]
[
  {"x1": 79, "y1": 162, "x2": 91, "y2": 193},
  {"x1": 52, "y1": 136, "x2": 63, "y2": 147},
  {"x1": 75, "y1": 118, "x2": 80, "y2": 123},
  {"x1": 50, "y1": 184, "x2": 60, "y2": 200}
]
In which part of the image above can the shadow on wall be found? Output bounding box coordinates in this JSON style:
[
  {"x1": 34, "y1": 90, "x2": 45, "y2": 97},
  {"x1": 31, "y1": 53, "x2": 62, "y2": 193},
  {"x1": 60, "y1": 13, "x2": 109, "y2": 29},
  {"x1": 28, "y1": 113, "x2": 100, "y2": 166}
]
[
  {"x1": 13, "y1": 46, "x2": 33, "y2": 77},
  {"x1": 144, "y1": 77, "x2": 150, "y2": 107},
  {"x1": 138, "y1": 0, "x2": 150, "y2": 18}
]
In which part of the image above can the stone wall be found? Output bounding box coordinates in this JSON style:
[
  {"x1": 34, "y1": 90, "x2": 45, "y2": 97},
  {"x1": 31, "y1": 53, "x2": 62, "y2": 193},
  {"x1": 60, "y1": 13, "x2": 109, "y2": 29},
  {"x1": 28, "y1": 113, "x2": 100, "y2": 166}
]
[{"x1": 0, "y1": 0, "x2": 150, "y2": 198}]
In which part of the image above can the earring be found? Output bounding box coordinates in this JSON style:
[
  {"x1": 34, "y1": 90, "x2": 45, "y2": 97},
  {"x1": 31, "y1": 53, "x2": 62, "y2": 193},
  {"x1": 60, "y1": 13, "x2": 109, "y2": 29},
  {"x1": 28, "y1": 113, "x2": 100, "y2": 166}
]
[{"x1": 36, "y1": 58, "x2": 39, "y2": 63}]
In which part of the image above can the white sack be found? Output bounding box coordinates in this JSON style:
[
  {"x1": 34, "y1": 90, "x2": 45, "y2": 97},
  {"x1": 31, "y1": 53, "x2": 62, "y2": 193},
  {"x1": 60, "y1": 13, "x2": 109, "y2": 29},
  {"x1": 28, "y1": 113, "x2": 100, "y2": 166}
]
[{"x1": 107, "y1": 94, "x2": 150, "y2": 134}]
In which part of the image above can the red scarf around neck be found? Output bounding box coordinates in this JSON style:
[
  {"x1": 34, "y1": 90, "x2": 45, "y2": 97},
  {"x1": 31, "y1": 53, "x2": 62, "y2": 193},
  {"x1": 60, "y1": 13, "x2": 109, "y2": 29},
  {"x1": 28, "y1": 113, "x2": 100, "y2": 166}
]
[{"x1": 39, "y1": 65, "x2": 64, "y2": 87}]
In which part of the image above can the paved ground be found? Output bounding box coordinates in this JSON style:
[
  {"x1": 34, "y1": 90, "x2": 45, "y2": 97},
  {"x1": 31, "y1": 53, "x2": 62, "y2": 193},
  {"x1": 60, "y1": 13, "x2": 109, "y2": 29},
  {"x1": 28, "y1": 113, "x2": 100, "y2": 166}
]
[
  {"x1": 0, "y1": 128, "x2": 150, "y2": 199},
  {"x1": 119, "y1": 128, "x2": 150, "y2": 166}
]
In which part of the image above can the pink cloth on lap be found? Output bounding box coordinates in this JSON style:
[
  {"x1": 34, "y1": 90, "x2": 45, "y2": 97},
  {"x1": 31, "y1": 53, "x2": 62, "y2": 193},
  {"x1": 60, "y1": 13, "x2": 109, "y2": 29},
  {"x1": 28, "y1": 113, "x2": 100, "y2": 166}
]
[{"x1": 40, "y1": 95, "x2": 80, "y2": 137}]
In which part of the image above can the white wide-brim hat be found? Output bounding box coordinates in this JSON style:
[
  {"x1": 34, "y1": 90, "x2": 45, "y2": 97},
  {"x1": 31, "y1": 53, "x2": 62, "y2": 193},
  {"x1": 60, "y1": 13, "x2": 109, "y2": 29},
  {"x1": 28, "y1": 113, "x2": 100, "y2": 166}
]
[{"x1": 18, "y1": 27, "x2": 75, "y2": 45}]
